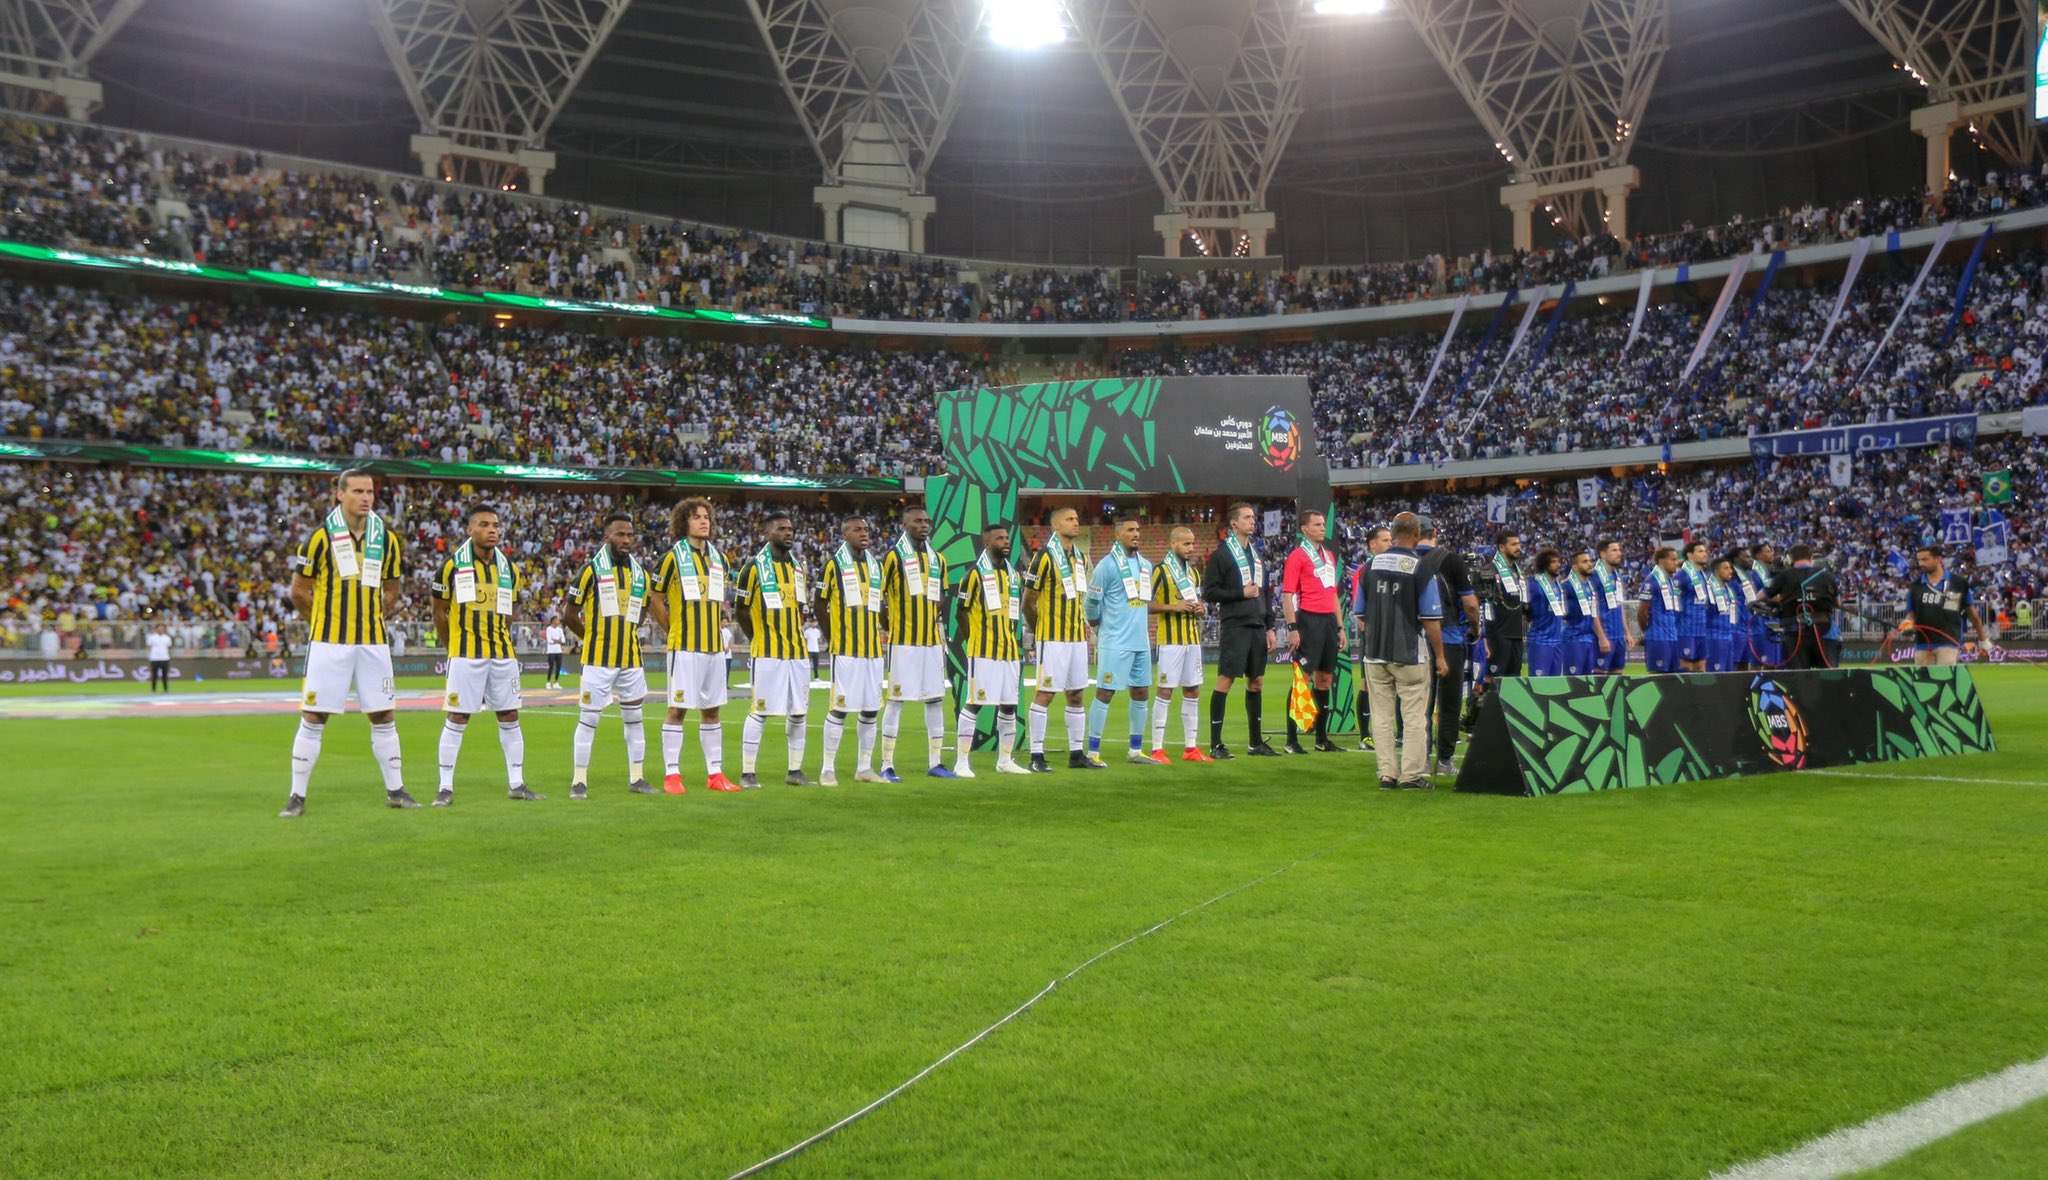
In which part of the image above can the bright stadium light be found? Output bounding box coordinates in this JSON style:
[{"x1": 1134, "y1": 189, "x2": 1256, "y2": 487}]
[
  {"x1": 989, "y1": 0, "x2": 1065, "y2": 49},
  {"x1": 1313, "y1": 0, "x2": 1388, "y2": 15}
]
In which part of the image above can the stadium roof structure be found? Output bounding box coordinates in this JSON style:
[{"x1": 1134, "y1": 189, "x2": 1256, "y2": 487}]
[{"x1": 15, "y1": 0, "x2": 2036, "y2": 262}]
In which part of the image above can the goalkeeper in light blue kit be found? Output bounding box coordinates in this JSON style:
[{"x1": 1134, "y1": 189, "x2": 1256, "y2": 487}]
[{"x1": 1084, "y1": 515, "x2": 1166, "y2": 767}]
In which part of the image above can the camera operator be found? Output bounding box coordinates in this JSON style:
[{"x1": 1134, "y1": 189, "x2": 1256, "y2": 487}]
[{"x1": 1767, "y1": 544, "x2": 1838, "y2": 670}]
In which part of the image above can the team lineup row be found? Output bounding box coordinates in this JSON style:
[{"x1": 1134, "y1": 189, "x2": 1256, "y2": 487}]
[
  {"x1": 278, "y1": 468, "x2": 1993, "y2": 815},
  {"x1": 280, "y1": 470, "x2": 1344, "y2": 815}
]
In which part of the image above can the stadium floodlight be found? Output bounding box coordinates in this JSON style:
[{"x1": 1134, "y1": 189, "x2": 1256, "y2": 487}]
[
  {"x1": 989, "y1": 0, "x2": 1065, "y2": 49},
  {"x1": 1312, "y1": 0, "x2": 1387, "y2": 15}
]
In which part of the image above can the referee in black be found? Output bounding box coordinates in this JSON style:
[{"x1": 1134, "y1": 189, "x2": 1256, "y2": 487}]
[{"x1": 1203, "y1": 503, "x2": 1280, "y2": 758}]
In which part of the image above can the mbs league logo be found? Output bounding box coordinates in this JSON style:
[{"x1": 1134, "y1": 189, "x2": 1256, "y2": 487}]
[
  {"x1": 1747, "y1": 676, "x2": 1809, "y2": 769},
  {"x1": 1257, "y1": 406, "x2": 1300, "y2": 471}
]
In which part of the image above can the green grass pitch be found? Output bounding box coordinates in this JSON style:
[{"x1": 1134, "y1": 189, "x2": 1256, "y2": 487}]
[{"x1": 3, "y1": 668, "x2": 2045, "y2": 1177}]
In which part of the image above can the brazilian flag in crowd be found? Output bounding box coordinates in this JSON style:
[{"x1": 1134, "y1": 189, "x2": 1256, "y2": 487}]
[{"x1": 1981, "y1": 468, "x2": 2014, "y2": 506}]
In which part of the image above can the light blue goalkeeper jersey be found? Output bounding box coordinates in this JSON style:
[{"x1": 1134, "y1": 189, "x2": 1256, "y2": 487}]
[{"x1": 1086, "y1": 547, "x2": 1154, "y2": 652}]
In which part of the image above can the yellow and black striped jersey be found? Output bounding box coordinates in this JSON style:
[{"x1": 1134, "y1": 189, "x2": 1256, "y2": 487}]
[
  {"x1": 881, "y1": 543, "x2": 948, "y2": 648},
  {"x1": 292, "y1": 522, "x2": 404, "y2": 646},
  {"x1": 1026, "y1": 544, "x2": 1089, "y2": 643},
  {"x1": 567, "y1": 557, "x2": 646, "y2": 669},
  {"x1": 1151, "y1": 560, "x2": 1203, "y2": 647},
  {"x1": 734, "y1": 550, "x2": 808, "y2": 660},
  {"x1": 959, "y1": 563, "x2": 1021, "y2": 662},
  {"x1": 432, "y1": 552, "x2": 523, "y2": 659},
  {"x1": 651, "y1": 542, "x2": 726, "y2": 655},
  {"x1": 817, "y1": 549, "x2": 884, "y2": 659}
]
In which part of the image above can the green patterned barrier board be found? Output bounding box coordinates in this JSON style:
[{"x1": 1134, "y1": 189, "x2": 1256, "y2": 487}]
[
  {"x1": 1455, "y1": 667, "x2": 1995, "y2": 796},
  {"x1": 922, "y1": 378, "x2": 1337, "y2": 748}
]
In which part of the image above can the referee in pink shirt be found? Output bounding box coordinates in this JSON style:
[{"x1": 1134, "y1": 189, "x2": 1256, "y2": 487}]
[{"x1": 1281, "y1": 509, "x2": 1346, "y2": 754}]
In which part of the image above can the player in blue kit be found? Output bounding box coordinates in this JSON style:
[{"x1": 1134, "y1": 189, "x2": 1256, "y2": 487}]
[
  {"x1": 1706, "y1": 555, "x2": 1746, "y2": 672},
  {"x1": 1593, "y1": 539, "x2": 1628, "y2": 673},
  {"x1": 1083, "y1": 515, "x2": 1163, "y2": 766},
  {"x1": 1736, "y1": 543, "x2": 1779, "y2": 669},
  {"x1": 1525, "y1": 549, "x2": 1568, "y2": 676},
  {"x1": 1563, "y1": 551, "x2": 1606, "y2": 675},
  {"x1": 1639, "y1": 547, "x2": 1684, "y2": 673},
  {"x1": 1675, "y1": 540, "x2": 1712, "y2": 671}
]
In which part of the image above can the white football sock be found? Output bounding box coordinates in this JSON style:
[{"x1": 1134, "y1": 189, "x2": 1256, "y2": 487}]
[
  {"x1": 879, "y1": 699, "x2": 902, "y2": 768},
  {"x1": 787, "y1": 714, "x2": 808, "y2": 768},
  {"x1": 498, "y1": 720, "x2": 523, "y2": 788},
  {"x1": 369, "y1": 722, "x2": 404, "y2": 791},
  {"x1": 1182, "y1": 693, "x2": 1200, "y2": 749},
  {"x1": 619, "y1": 704, "x2": 645, "y2": 781},
  {"x1": 742, "y1": 713, "x2": 764, "y2": 774},
  {"x1": 1028, "y1": 703, "x2": 1048, "y2": 754},
  {"x1": 822, "y1": 711, "x2": 846, "y2": 772},
  {"x1": 573, "y1": 710, "x2": 599, "y2": 784},
  {"x1": 1064, "y1": 706, "x2": 1085, "y2": 751},
  {"x1": 956, "y1": 707, "x2": 976, "y2": 763},
  {"x1": 996, "y1": 708, "x2": 1017, "y2": 760},
  {"x1": 289, "y1": 720, "x2": 323, "y2": 797},
  {"x1": 856, "y1": 712, "x2": 877, "y2": 770},
  {"x1": 925, "y1": 699, "x2": 946, "y2": 768},
  {"x1": 699, "y1": 722, "x2": 723, "y2": 775},
  {"x1": 661, "y1": 723, "x2": 685, "y2": 777},
  {"x1": 437, "y1": 718, "x2": 466, "y2": 790}
]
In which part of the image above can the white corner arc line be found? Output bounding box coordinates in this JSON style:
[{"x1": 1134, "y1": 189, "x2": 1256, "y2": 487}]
[
  {"x1": 1710, "y1": 1053, "x2": 2048, "y2": 1179},
  {"x1": 725, "y1": 838, "x2": 1354, "y2": 1179},
  {"x1": 1796, "y1": 769, "x2": 2042, "y2": 788}
]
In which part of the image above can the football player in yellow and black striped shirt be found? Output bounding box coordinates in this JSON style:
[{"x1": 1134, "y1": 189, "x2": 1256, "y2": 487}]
[
  {"x1": 429, "y1": 503, "x2": 537, "y2": 804},
  {"x1": 1148, "y1": 526, "x2": 1213, "y2": 762},
  {"x1": 281, "y1": 468, "x2": 411, "y2": 817},
  {"x1": 563, "y1": 512, "x2": 655, "y2": 798},
  {"x1": 878, "y1": 504, "x2": 954, "y2": 780},
  {"x1": 953, "y1": 524, "x2": 1028, "y2": 777},
  {"x1": 733, "y1": 512, "x2": 813, "y2": 787},
  {"x1": 647, "y1": 497, "x2": 738, "y2": 794},
  {"x1": 814, "y1": 516, "x2": 887, "y2": 785},
  {"x1": 1022, "y1": 506, "x2": 1094, "y2": 771}
]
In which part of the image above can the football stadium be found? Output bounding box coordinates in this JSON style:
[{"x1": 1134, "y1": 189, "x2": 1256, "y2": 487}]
[{"x1": 3, "y1": 0, "x2": 2047, "y2": 1175}]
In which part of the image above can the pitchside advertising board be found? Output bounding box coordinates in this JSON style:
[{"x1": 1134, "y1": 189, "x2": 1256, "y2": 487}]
[
  {"x1": 923, "y1": 376, "x2": 1343, "y2": 746},
  {"x1": 1456, "y1": 667, "x2": 1996, "y2": 797}
]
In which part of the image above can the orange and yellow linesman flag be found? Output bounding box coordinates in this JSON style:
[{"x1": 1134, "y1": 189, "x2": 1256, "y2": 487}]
[{"x1": 1287, "y1": 664, "x2": 1318, "y2": 732}]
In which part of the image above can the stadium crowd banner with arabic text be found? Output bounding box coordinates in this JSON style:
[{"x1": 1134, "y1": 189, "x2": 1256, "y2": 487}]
[
  {"x1": 0, "y1": 439, "x2": 901, "y2": 492},
  {"x1": 1747, "y1": 413, "x2": 1978, "y2": 461}
]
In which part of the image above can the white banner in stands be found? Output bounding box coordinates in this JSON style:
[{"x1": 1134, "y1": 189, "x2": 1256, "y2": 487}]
[
  {"x1": 1801, "y1": 234, "x2": 1871, "y2": 375},
  {"x1": 1679, "y1": 251, "x2": 1751, "y2": 385},
  {"x1": 1858, "y1": 220, "x2": 1959, "y2": 383}
]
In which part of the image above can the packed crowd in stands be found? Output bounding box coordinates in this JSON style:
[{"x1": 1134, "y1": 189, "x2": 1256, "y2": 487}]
[
  {"x1": 0, "y1": 280, "x2": 974, "y2": 474},
  {"x1": 4, "y1": 435, "x2": 2037, "y2": 655},
  {"x1": 6, "y1": 235, "x2": 2046, "y2": 476},
  {"x1": 0, "y1": 462, "x2": 879, "y2": 651},
  {"x1": 1121, "y1": 250, "x2": 2048, "y2": 467},
  {"x1": 1345, "y1": 435, "x2": 2042, "y2": 621},
  {"x1": 15, "y1": 114, "x2": 2048, "y2": 325}
]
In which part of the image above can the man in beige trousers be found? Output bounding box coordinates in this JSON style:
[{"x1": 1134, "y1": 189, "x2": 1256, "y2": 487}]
[{"x1": 1358, "y1": 513, "x2": 1448, "y2": 790}]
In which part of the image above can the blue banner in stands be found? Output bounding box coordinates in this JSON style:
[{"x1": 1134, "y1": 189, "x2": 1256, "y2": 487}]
[
  {"x1": 1941, "y1": 222, "x2": 1996, "y2": 345},
  {"x1": 1733, "y1": 251, "x2": 1785, "y2": 343},
  {"x1": 1451, "y1": 286, "x2": 1518, "y2": 395},
  {"x1": 1748, "y1": 412, "x2": 1978, "y2": 460},
  {"x1": 1529, "y1": 280, "x2": 1576, "y2": 366}
]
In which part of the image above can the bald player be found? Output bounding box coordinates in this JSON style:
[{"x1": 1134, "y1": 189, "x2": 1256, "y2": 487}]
[{"x1": 1148, "y1": 526, "x2": 1213, "y2": 762}]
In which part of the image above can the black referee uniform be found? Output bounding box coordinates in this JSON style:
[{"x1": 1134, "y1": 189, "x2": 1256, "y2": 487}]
[{"x1": 1202, "y1": 539, "x2": 1274, "y2": 754}]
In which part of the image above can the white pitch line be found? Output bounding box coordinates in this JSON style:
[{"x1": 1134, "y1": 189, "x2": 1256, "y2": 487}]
[
  {"x1": 1796, "y1": 768, "x2": 2042, "y2": 789},
  {"x1": 1711, "y1": 1053, "x2": 2048, "y2": 1179},
  {"x1": 725, "y1": 837, "x2": 1355, "y2": 1179}
]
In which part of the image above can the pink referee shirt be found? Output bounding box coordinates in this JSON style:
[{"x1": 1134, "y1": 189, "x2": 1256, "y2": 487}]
[{"x1": 1282, "y1": 545, "x2": 1339, "y2": 615}]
